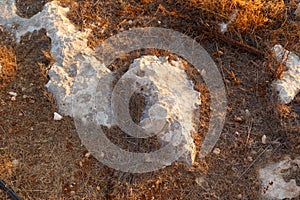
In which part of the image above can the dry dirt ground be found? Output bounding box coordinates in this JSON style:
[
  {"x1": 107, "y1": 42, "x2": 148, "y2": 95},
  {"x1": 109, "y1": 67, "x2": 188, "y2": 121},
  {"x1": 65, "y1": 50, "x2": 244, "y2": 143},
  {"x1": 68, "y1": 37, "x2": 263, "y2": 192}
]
[{"x1": 0, "y1": 0, "x2": 300, "y2": 199}]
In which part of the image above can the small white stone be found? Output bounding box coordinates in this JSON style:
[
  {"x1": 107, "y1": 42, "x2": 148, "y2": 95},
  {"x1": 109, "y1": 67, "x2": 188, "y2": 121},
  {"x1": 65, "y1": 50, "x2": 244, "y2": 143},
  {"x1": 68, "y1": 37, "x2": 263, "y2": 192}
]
[
  {"x1": 216, "y1": 50, "x2": 224, "y2": 56},
  {"x1": 8, "y1": 91, "x2": 17, "y2": 97},
  {"x1": 247, "y1": 156, "x2": 253, "y2": 162},
  {"x1": 85, "y1": 152, "x2": 91, "y2": 158},
  {"x1": 11, "y1": 96, "x2": 16, "y2": 101},
  {"x1": 219, "y1": 23, "x2": 228, "y2": 33},
  {"x1": 245, "y1": 109, "x2": 251, "y2": 117},
  {"x1": 220, "y1": 13, "x2": 236, "y2": 33},
  {"x1": 213, "y1": 148, "x2": 221, "y2": 155},
  {"x1": 195, "y1": 177, "x2": 206, "y2": 186},
  {"x1": 261, "y1": 135, "x2": 267, "y2": 144},
  {"x1": 12, "y1": 159, "x2": 19, "y2": 167},
  {"x1": 54, "y1": 112, "x2": 63, "y2": 121}
]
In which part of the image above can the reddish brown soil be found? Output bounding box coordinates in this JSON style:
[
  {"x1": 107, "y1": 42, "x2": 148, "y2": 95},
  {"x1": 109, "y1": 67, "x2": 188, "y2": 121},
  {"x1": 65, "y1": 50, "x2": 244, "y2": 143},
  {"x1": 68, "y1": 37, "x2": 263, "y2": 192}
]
[{"x1": 0, "y1": 0, "x2": 299, "y2": 200}]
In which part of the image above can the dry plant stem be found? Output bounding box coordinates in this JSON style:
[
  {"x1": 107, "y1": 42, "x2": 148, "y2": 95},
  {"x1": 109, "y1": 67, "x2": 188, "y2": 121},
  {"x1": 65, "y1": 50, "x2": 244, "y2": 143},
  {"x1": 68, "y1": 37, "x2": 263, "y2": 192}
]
[
  {"x1": 238, "y1": 138, "x2": 281, "y2": 180},
  {"x1": 238, "y1": 144, "x2": 272, "y2": 179},
  {"x1": 214, "y1": 31, "x2": 266, "y2": 57},
  {"x1": 196, "y1": 22, "x2": 266, "y2": 58}
]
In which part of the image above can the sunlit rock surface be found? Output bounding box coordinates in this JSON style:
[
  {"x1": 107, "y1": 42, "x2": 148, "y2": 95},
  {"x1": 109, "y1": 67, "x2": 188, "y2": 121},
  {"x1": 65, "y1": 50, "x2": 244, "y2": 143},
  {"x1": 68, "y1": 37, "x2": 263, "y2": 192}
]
[
  {"x1": 0, "y1": 0, "x2": 200, "y2": 165},
  {"x1": 273, "y1": 44, "x2": 300, "y2": 104},
  {"x1": 259, "y1": 157, "x2": 300, "y2": 200}
]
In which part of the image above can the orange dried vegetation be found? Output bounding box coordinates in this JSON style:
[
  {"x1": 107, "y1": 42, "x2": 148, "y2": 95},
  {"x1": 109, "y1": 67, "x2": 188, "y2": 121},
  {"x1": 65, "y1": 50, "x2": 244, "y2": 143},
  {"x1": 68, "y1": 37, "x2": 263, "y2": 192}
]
[
  {"x1": 0, "y1": 45, "x2": 16, "y2": 87},
  {"x1": 189, "y1": 0, "x2": 285, "y2": 32}
]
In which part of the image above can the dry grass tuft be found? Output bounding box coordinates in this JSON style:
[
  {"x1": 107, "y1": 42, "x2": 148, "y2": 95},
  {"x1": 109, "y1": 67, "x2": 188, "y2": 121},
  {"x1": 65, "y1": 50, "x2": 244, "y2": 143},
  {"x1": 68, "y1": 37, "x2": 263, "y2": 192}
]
[
  {"x1": 1, "y1": 0, "x2": 300, "y2": 199},
  {"x1": 190, "y1": 0, "x2": 285, "y2": 32},
  {"x1": 0, "y1": 45, "x2": 16, "y2": 87},
  {"x1": 0, "y1": 155, "x2": 13, "y2": 180}
]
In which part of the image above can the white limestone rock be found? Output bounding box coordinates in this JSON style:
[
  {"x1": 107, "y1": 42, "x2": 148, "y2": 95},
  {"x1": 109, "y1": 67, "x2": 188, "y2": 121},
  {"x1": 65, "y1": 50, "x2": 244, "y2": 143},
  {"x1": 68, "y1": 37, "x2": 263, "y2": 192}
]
[
  {"x1": 0, "y1": 0, "x2": 201, "y2": 165},
  {"x1": 72, "y1": 55, "x2": 201, "y2": 164},
  {"x1": 0, "y1": 0, "x2": 111, "y2": 116},
  {"x1": 259, "y1": 157, "x2": 300, "y2": 200},
  {"x1": 273, "y1": 44, "x2": 300, "y2": 104},
  {"x1": 121, "y1": 56, "x2": 200, "y2": 163},
  {"x1": 54, "y1": 112, "x2": 63, "y2": 121}
]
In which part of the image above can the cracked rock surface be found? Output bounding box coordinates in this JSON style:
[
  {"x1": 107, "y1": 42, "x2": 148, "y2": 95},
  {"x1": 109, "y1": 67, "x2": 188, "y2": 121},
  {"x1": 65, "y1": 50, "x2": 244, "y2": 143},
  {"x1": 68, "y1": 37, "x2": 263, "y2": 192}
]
[
  {"x1": 273, "y1": 44, "x2": 300, "y2": 104},
  {"x1": 259, "y1": 157, "x2": 300, "y2": 200},
  {"x1": 0, "y1": 0, "x2": 200, "y2": 165}
]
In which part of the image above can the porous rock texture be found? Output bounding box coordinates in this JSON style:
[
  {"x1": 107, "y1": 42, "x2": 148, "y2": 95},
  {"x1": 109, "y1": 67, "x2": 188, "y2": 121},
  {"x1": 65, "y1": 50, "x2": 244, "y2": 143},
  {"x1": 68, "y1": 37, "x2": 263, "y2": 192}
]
[
  {"x1": 259, "y1": 157, "x2": 300, "y2": 200},
  {"x1": 0, "y1": 0, "x2": 200, "y2": 165},
  {"x1": 116, "y1": 56, "x2": 200, "y2": 164},
  {"x1": 273, "y1": 44, "x2": 300, "y2": 104}
]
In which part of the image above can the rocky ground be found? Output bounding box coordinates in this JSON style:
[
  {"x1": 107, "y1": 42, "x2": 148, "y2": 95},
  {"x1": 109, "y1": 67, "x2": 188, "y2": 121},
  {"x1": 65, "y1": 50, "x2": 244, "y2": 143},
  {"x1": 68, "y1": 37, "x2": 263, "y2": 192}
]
[{"x1": 0, "y1": 0, "x2": 299, "y2": 199}]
